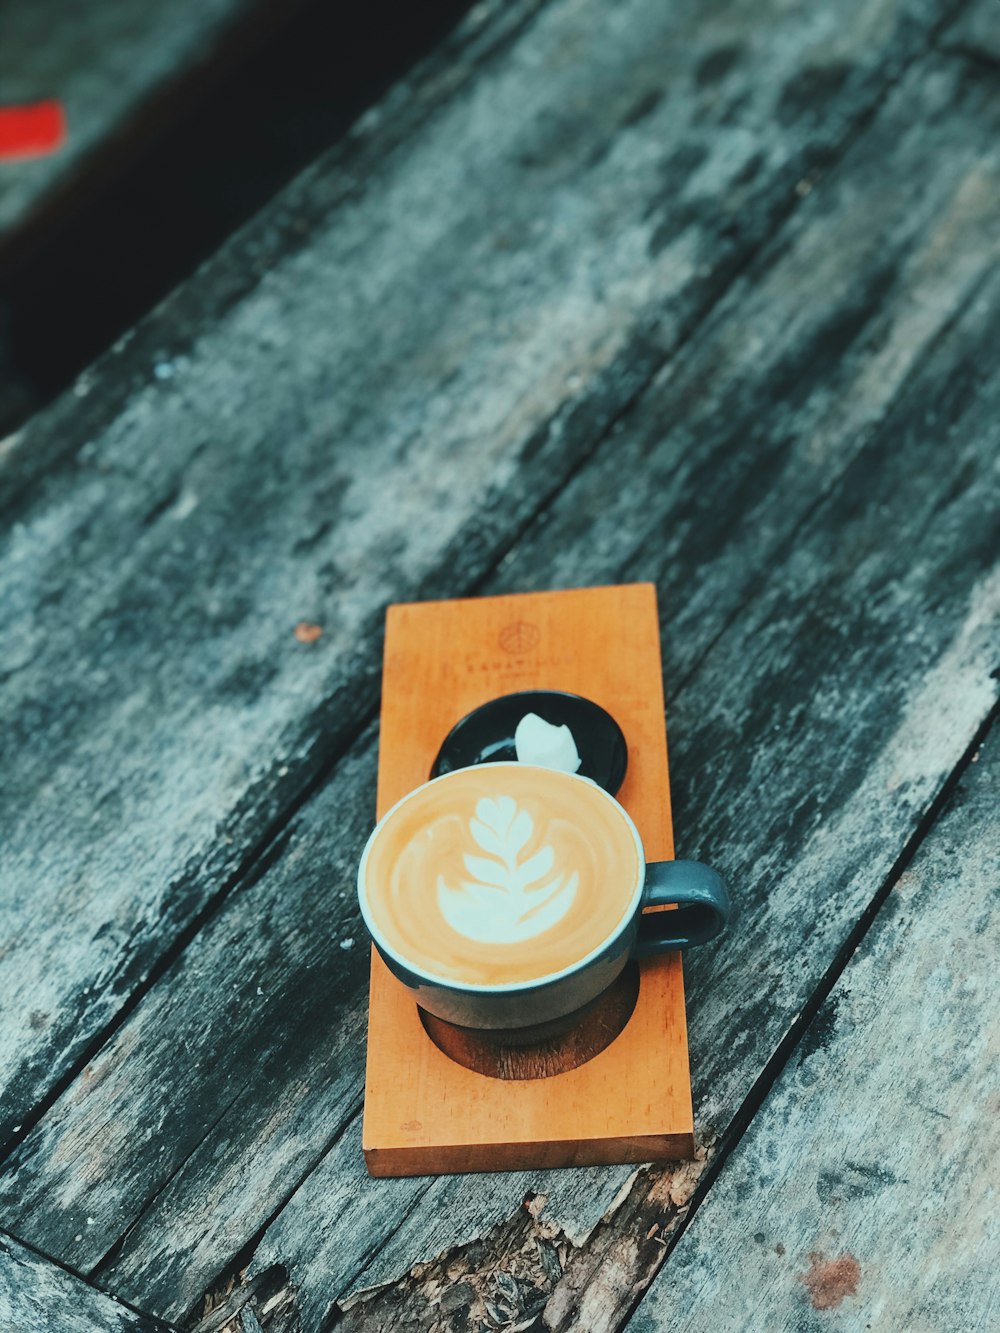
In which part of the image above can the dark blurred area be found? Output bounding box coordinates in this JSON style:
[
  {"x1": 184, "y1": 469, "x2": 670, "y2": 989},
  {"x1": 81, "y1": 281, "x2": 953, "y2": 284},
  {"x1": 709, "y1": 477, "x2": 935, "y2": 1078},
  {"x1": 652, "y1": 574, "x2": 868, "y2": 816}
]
[{"x1": 0, "y1": 0, "x2": 473, "y2": 420}]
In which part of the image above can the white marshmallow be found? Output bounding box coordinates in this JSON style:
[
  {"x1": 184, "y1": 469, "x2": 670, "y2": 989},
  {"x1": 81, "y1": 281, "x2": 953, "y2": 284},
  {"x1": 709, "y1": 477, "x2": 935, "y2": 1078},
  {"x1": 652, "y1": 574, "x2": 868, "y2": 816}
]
[{"x1": 514, "y1": 712, "x2": 581, "y2": 773}]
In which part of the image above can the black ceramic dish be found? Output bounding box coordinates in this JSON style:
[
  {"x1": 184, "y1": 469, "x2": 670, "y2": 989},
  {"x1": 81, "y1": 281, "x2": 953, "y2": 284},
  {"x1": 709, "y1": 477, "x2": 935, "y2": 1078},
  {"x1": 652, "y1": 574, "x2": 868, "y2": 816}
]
[{"x1": 429, "y1": 689, "x2": 628, "y2": 795}]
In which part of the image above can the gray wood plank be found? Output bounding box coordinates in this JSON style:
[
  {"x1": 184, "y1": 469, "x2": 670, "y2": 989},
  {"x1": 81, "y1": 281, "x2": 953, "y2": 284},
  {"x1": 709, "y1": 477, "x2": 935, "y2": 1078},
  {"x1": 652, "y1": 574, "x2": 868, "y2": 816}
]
[
  {"x1": 627, "y1": 724, "x2": 1000, "y2": 1333},
  {"x1": 0, "y1": 0, "x2": 547, "y2": 508},
  {"x1": 0, "y1": 0, "x2": 272, "y2": 249},
  {"x1": 0, "y1": 1231, "x2": 168, "y2": 1332},
  {"x1": 0, "y1": 0, "x2": 956, "y2": 1165},
  {"x1": 2, "y1": 41, "x2": 998, "y2": 1331}
]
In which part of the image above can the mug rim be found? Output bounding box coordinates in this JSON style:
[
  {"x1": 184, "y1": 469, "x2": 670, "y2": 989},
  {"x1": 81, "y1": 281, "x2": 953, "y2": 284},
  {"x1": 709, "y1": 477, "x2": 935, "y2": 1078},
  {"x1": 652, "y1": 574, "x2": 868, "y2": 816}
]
[{"x1": 356, "y1": 762, "x2": 647, "y2": 994}]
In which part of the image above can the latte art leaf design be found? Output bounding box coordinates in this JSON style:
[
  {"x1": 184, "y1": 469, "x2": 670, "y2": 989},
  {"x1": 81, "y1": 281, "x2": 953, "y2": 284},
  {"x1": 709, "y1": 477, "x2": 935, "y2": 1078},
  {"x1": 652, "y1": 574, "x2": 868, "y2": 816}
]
[{"x1": 437, "y1": 795, "x2": 579, "y2": 944}]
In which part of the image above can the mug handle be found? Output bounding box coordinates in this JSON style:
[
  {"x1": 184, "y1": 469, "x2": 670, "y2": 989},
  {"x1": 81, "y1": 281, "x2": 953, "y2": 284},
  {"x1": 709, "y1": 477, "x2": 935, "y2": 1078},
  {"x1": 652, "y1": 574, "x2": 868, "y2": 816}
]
[{"x1": 635, "y1": 860, "x2": 730, "y2": 956}]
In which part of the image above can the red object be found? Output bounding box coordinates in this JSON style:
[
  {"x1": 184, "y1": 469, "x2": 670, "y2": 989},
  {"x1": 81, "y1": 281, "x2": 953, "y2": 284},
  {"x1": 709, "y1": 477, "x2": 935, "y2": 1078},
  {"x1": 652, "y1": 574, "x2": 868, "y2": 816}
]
[{"x1": 0, "y1": 100, "x2": 66, "y2": 160}]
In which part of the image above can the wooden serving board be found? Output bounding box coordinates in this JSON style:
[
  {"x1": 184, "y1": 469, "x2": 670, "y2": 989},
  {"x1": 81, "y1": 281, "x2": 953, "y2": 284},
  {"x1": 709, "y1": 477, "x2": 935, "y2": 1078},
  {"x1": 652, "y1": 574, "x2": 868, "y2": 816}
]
[{"x1": 363, "y1": 583, "x2": 694, "y2": 1176}]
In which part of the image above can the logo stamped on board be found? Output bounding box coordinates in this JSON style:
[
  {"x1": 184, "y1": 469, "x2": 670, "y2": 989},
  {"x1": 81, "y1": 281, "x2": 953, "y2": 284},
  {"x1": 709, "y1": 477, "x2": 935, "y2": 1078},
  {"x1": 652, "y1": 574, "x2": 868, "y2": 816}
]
[{"x1": 498, "y1": 621, "x2": 540, "y2": 654}]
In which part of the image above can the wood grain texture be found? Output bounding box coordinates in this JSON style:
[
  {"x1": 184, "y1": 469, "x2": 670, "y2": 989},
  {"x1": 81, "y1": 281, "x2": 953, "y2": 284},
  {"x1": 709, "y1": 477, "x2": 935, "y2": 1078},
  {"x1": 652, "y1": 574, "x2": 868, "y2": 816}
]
[
  {"x1": 1, "y1": 34, "x2": 997, "y2": 1332},
  {"x1": 364, "y1": 585, "x2": 694, "y2": 1176},
  {"x1": 0, "y1": 0, "x2": 960, "y2": 1164},
  {"x1": 0, "y1": 0, "x2": 272, "y2": 249},
  {"x1": 0, "y1": 1231, "x2": 167, "y2": 1332},
  {"x1": 628, "y1": 723, "x2": 1000, "y2": 1333}
]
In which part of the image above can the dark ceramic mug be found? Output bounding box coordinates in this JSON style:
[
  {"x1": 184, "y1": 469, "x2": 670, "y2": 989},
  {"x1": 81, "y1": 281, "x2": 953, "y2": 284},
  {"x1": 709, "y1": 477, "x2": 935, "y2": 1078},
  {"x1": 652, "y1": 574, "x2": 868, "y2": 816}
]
[{"x1": 357, "y1": 764, "x2": 729, "y2": 1037}]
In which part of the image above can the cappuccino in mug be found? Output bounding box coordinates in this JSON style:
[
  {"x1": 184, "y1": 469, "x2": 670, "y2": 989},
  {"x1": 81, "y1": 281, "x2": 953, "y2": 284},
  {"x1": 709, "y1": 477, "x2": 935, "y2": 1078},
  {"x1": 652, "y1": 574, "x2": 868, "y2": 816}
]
[{"x1": 359, "y1": 764, "x2": 643, "y2": 987}]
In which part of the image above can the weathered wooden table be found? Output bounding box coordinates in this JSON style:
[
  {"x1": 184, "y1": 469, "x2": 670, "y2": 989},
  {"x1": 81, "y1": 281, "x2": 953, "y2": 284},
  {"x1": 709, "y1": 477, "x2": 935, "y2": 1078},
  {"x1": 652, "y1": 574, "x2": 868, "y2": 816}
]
[{"x1": 1, "y1": 0, "x2": 998, "y2": 1329}]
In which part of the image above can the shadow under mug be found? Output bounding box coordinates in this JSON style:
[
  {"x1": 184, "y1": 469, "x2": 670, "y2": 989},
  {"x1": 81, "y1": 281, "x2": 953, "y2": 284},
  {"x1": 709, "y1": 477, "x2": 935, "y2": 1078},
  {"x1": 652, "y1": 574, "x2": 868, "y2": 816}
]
[{"x1": 357, "y1": 765, "x2": 730, "y2": 1037}]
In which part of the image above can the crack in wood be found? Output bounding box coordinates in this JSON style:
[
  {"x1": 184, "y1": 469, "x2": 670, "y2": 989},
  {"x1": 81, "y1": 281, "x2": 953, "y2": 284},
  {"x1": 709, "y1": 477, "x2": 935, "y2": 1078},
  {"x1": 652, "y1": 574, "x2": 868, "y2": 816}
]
[
  {"x1": 314, "y1": 1148, "x2": 710, "y2": 1333},
  {"x1": 194, "y1": 1264, "x2": 301, "y2": 1333}
]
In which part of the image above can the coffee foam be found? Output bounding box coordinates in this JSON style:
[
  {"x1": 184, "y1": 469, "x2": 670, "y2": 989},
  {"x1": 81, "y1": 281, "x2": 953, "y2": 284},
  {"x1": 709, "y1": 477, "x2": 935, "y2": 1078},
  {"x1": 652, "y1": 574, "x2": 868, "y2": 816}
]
[{"x1": 360, "y1": 765, "x2": 643, "y2": 987}]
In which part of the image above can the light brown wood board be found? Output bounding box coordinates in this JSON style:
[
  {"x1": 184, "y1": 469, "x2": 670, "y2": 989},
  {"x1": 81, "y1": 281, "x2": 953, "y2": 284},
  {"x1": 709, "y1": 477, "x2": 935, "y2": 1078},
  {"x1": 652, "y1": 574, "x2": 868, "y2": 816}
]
[{"x1": 363, "y1": 583, "x2": 695, "y2": 1176}]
